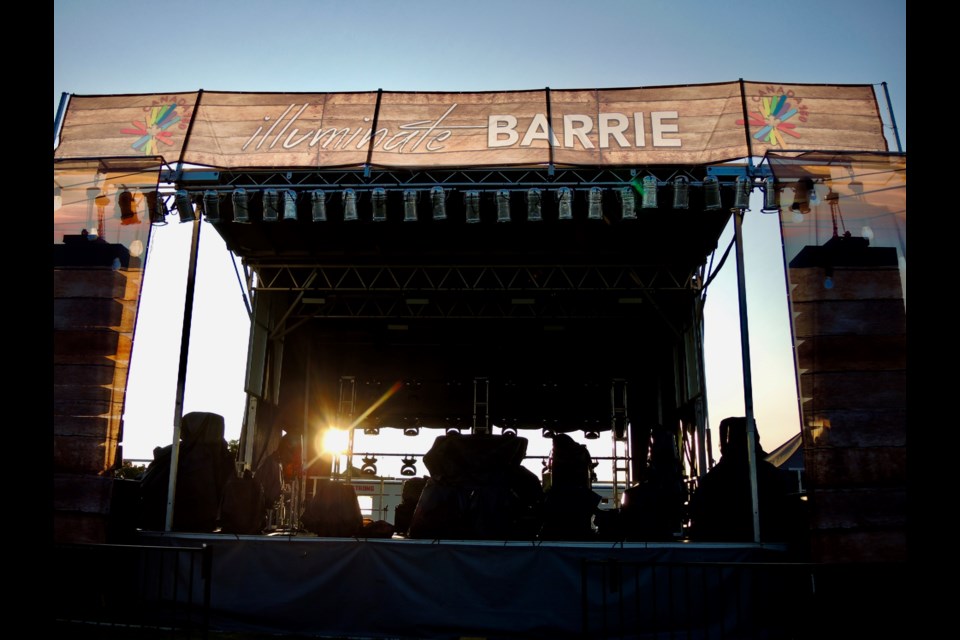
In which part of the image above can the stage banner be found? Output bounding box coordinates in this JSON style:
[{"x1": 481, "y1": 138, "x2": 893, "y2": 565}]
[
  {"x1": 740, "y1": 83, "x2": 887, "y2": 156},
  {"x1": 54, "y1": 93, "x2": 199, "y2": 162},
  {"x1": 54, "y1": 83, "x2": 889, "y2": 168}
]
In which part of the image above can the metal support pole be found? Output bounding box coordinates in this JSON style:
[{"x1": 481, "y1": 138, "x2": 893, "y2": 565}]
[
  {"x1": 732, "y1": 208, "x2": 762, "y2": 543},
  {"x1": 54, "y1": 92, "x2": 69, "y2": 147},
  {"x1": 881, "y1": 81, "x2": 903, "y2": 153},
  {"x1": 165, "y1": 217, "x2": 203, "y2": 531}
]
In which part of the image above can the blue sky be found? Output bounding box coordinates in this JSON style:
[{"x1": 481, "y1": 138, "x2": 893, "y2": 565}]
[{"x1": 54, "y1": 0, "x2": 906, "y2": 471}]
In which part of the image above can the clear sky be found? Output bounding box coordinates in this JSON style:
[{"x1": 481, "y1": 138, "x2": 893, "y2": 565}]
[{"x1": 54, "y1": 0, "x2": 907, "y2": 476}]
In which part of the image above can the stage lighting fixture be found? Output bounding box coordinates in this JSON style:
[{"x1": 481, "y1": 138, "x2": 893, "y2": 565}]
[
  {"x1": 542, "y1": 428, "x2": 556, "y2": 439},
  {"x1": 527, "y1": 188, "x2": 542, "y2": 221},
  {"x1": 363, "y1": 424, "x2": 380, "y2": 435},
  {"x1": 735, "y1": 176, "x2": 751, "y2": 210},
  {"x1": 557, "y1": 187, "x2": 572, "y2": 220},
  {"x1": 400, "y1": 456, "x2": 418, "y2": 476},
  {"x1": 431, "y1": 186, "x2": 446, "y2": 220},
  {"x1": 146, "y1": 191, "x2": 169, "y2": 225},
  {"x1": 282, "y1": 189, "x2": 298, "y2": 221},
  {"x1": 762, "y1": 177, "x2": 780, "y2": 212},
  {"x1": 446, "y1": 426, "x2": 462, "y2": 435},
  {"x1": 343, "y1": 189, "x2": 358, "y2": 221},
  {"x1": 372, "y1": 187, "x2": 387, "y2": 221},
  {"x1": 311, "y1": 190, "x2": 327, "y2": 221},
  {"x1": 496, "y1": 190, "x2": 511, "y2": 222},
  {"x1": 262, "y1": 189, "x2": 280, "y2": 222},
  {"x1": 588, "y1": 187, "x2": 603, "y2": 219},
  {"x1": 672, "y1": 176, "x2": 689, "y2": 209},
  {"x1": 232, "y1": 188, "x2": 250, "y2": 223},
  {"x1": 202, "y1": 190, "x2": 220, "y2": 223},
  {"x1": 465, "y1": 190, "x2": 481, "y2": 223},
  {"x1": 361, "y1": 456, "x2": 378, "y2": 476},
  {"x1": 641, "y1": 175, "x2": 658, "y2": 209},
  {"x1": 703, "y1": 176, "x2": 722, "y2": 211},
  {"x1": 403, "y1": 418, "x2": 421, "y2": 436},
  {"x1": 584, "y1": 429, "x2": 600, "y2": 440},
  {"x1": 175, "y1": 190, "x2": 195, "y2": 223},
  {"x1": 620, "y1": 186, "x2": 637, "y2": 220},
  {"x1": 502, "y1": 425, "x2": 518, "y2": 437},
  {"x1": 404, "y1": 190, "x2": 418, "y2": 221}
]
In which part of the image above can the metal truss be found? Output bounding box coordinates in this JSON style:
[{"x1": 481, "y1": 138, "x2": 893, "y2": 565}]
[
  {"x1": 179, "y1": 166, "x2": 710, "y2": 193},
  {"x1": 252, "y1": 263, "x2": 699, "y2": 294}
]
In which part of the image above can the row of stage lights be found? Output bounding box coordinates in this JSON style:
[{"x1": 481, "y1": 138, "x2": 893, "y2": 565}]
[{"x1": 154, "y1": 175, "x2": 773, "y2": 225}]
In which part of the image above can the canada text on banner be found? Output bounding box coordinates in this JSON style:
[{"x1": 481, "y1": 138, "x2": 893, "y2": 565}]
[{"x1": 53, "y1": 83, "x2": 888, "y2": 168}]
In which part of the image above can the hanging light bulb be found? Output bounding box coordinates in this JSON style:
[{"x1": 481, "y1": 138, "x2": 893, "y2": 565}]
[
  {"x1": 343, "y1": 189, "x2": 358, "y2": 221},
  {"x1": 497, "y1": 190, "x2": 511, "y2": 222},
  {"x1": 175, "y1": 190, "x2": 195, "y2": 223},
  {"x1": 128, "y1": 239, "x2": 144, "y2": 258},
  {"x1": 431, "y1": 186, "x2": 446, "y2": 220},
  {"x1": 371, "y1": 187, "x2": 387, "y2": 221},
  {"x1": 556, "y1": 187, "x2": 572, "y2": 220},
  {"x1": 202, "y1": 190, "x2": 220, "y2": 223},
  {"x1": 527, "y1": 188, "x2": 542, "y2": 221},
  {"x1": 262, "y1": 189, "x2": 280, "y2": 222},
  {"x1": 311, "y1": 190, "x2": 326, "y2": 222},
  {"x1": 620, "y1": 186, "x2": 637, "y2": 220},
  {"x1": 404, "y1": 190, "x2": 418, "y2": 221},
  {"x1": 641, "y1": 176, "x2": 658, "y2": 209},
  {"x1": 588, "y1": 187, "x2": 603, "y2": 219},
  {"x1": 734, "y1": 175, "x2": 751, "y2": 210},
  {"x1": 232, "y1": 188, "x2": 250, "y2": 223},
  {"x1": 703, "y1": 176, "x2": 722, "y2": 211},
  {"x1": 861, "y1": 226, "x2": 874, "y2": 243},
  {"x1": 762, "y1": 177, "x2": 780, "y2": 212},
  {"x1": 672, "y1": 176, "x2": 689, "y2": 209},
  {"x1": 465, "y1": 190, "x2": 481, "y2": 223},
  {"x1": 282, "y1": 190, "x2": 298, "y2": 221},
  {"x1": 146, "y1": 191, "x2": 169, "y2": 226}
]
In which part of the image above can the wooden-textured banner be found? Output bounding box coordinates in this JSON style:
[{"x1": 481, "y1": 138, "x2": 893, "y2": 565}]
[{"x1": 54, "y1": 82, "x2": 887, "y2": 168}]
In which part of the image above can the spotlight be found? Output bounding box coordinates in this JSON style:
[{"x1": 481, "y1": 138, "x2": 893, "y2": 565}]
[
  {"x1": 175, "y1": 190, "x2": 195, "y2": 223},
  {"x1": 431, "y1": 186, "x2": 446, "y2": 220},
  {"x1": 588, "y1": 187, "x2": 603, "y2": 219},
  {"x1": 672, "y1": 176, "x2": 689, "y2": 209},
  {"x1": 496, "y1": 190, "x2": 511, "y2": 222},
  {"x1": 311, "y1": 190, "x2": 327, "y2": 221},
  {"x1": 262, "y1": 189, "x2": 280, "y2": 222},
  {"x1": 620, "y1": 186, "x2": 637, "y2": 220},
  {"x1": 557, "y1": 187, "x2": 572, "y2": 220},
  {"x1": 146, "y1": 191, "x2": 169, "y2": 225},
  {"x1": 372, "y1": 187, "x2": 387, "y2": 221},
  {"x1": 400, "y1": 456, "x2": 418, "y2": 476},
  {"x1": 703, "y1": 176, "x2": 722, "y2": 211},
  {"x1": 403, "y1": 418, "x2": 421, "y2": 437},
  {"x1": 404, "y1": 190, "x2": 418, "y2": 221},
  {"x1": 641, "y1": 176, "x2": 658, "y2": 209},
  {"x1": 585, "y1": 429, "x2": 600, "y2": 440},
  {"x1": 762, "y1": 177, "x2": 780, "y2": 212},
  {"x1": 445, "y1": 425, "x2": 461, "y2": 435},
  {"x1": 363, "y1": 425, "x2": 380, "y2": 435},
  {"x1": 343, "y1": 189, "x2": 358, "y2": 221},
  {"x1": 232, "y1": 188, "x2": 250, "y2": 223},
  {"x1": 501, "y1": 425, "x2": 518, "y2": 437},
  {"x1": 202, "y1": 190, "x2": 220, "y2": 223},
  {"x1": 527, "y1": 188, "x2": 542, "y2": 221},
  {"x1": 465, "y1": 190, "x2": 480, "y2": 223},
  {"x1": 734, "y1": 175, "x2": 751, "y2": 210},
  {"x1": 360, "y1": 456, "x2": 378, "y2": 476},
  {"x1": 542, "y1": 428, "x2": 555, "y2": 439},
  {"x1": 282, "y1": 189, "x2": 298, "y2": 221}
]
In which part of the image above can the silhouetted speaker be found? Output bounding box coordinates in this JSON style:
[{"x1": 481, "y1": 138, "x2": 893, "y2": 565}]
[
  {"x1": 219, "y1": 470, "x2": 266, "y2": 535},
  {"x1": 301, "y1": 479, "x2": 362, "y2": 537}
]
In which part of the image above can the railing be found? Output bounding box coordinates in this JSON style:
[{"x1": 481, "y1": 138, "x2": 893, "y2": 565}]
[
  {"x1": 580, "y1": 559, "x2": 907, "y2": 639},
  {"x1": 53, "y1": 543, "x2": 212, "y2": 638}
]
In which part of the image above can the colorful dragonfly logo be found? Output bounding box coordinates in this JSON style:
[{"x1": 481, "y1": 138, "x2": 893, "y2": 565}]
[
  {"x1": 121, "y1": 103, "x2": 182, "y2": 155},
  {"x1": 738, "y1": 93, "x2": 802, "y2": 147}
]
